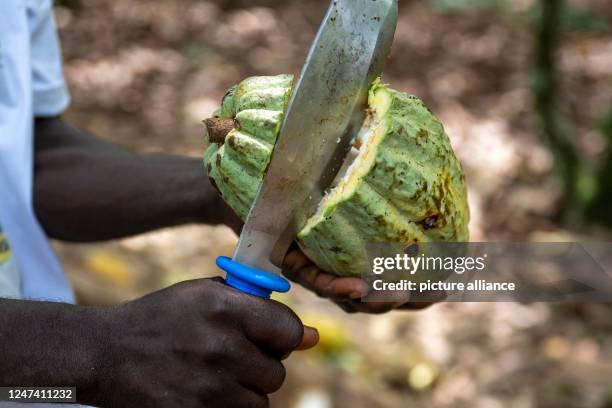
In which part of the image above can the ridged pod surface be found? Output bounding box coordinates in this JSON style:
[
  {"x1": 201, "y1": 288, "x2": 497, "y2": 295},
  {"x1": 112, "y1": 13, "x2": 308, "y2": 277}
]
[{"x1": 204, "y1": 75, "x2": 469, "y2": 277}]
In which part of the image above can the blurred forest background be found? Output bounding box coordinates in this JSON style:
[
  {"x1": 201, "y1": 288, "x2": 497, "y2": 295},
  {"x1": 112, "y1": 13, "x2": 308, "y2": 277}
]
[{"x1": 52, "y1": 0, "x2": 612, "y2": 407}]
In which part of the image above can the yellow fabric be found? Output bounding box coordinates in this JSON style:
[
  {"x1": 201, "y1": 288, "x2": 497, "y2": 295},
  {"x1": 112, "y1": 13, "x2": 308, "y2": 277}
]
[{"x1": 0, "y1": 233, "x2": 11, "y2": 264}]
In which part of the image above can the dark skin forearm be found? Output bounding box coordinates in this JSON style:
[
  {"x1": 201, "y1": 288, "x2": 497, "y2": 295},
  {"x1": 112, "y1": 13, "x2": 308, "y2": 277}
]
[
  {"x1": 32, "y1": 118, "x2": 429, "y2": 315},
  {"x1": 0, "y1": 299, "x2": 104, "y2": 399},
  {"x1": 33, "y1": 117, "x2": 241, "y2": 241}
]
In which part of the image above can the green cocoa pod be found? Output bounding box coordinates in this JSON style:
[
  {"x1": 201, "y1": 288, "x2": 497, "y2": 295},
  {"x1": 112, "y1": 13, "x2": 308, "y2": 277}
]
[{"x1": 204, "y1": 75, "x2": 469, "y2": 277}]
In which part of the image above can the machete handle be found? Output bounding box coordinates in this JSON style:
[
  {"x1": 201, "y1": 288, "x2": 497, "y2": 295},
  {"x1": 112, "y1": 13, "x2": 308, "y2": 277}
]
[{"x1": 216, "y1": 256, "x2": 291, "y2": 299}]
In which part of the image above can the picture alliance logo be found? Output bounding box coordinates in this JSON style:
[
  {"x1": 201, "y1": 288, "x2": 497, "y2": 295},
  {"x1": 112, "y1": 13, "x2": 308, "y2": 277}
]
[{"x1": 371, "y1": 252, "x2": 488, "y2": 275}]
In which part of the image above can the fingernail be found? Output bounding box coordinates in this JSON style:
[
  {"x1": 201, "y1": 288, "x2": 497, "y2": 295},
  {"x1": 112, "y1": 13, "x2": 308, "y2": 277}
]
[
  {"x1": 296, "y1": 326, "x2": 319, "y2": 351},
  {"x1": 349, "y1": 291, "x2": 363, "y2": 299}
]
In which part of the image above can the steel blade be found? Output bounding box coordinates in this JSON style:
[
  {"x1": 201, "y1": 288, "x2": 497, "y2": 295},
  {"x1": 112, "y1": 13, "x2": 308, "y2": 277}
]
[{"x1": 234, "y1": 0, "x2": 398, "y2": 274}]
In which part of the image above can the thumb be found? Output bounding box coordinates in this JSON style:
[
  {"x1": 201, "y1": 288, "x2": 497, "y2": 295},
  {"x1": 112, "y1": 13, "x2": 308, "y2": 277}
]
[{"x1": 296, "y1": 325, "x2": 319, "y2": 350}]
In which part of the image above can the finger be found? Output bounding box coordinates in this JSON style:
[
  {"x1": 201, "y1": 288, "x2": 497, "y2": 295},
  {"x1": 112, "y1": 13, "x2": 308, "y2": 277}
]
[
  {"x1": 334, "y1": 290, "x2": 442, "y2": 313},
  {"x1": 321, "y1": 276, "x2": 368, "y2": 299},
  {"x1": 362, "y1": 287, "x2": 412, "y2": 303},
  {"x1": 238, "y1": 298, "x2": 305, "y2": 356},
  {"x1": 231, "y1": 386, "x2": 269, "y2": 408},
  {"x1": 286, "y1": 264, "x2": 368, "y2": 300},
  {"x1": 283, "y1": 249, "x2": 371, "y2": 300},
  {"x1": 234, "y1": 340, "x2": 287, "y2": 395},
  {"x1": 400, "y1": 301, "x2": 436, "y2": 310},
  {"x1": 397, "y1": 289, "x2": 445, "y2": 309},
  {"x1": 296, "y1": 326, "x2": 319, "y2": 350},
  {"x1": 283, "y1": 249, "x2": 433, "y2": 313},
  {"x1": 333, "y1": 299, "x2": 398, "y2": 314},
  {"x1": 408, "y1": 289, "x2": 447, "y2": 303},
  {"x1": 281, "y1": 326, "x2": 319, "y2": 360},
  {"x1": 282, "y1": 249, "x2": 311, "y2": 272}
]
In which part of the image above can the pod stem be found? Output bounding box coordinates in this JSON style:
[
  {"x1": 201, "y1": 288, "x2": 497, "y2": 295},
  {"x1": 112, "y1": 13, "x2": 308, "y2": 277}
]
[{"x1": 204, "y1": 118, "x2": 237, "y2": 143}]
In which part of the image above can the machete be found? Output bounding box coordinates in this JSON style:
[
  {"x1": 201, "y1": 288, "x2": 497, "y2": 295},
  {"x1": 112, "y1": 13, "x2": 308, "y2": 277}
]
[{"x1": 217, "y1": 0, "x2": 398, "y2": 298}]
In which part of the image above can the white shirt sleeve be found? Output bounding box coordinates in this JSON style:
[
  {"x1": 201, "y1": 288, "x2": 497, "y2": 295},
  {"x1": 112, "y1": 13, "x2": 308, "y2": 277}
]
[
  {"x1": 27, "y1": 0, "x2": 70, "y2": 116},
  {"x1": 0, "y1": 0, "x2": 75, "y2": 303}
]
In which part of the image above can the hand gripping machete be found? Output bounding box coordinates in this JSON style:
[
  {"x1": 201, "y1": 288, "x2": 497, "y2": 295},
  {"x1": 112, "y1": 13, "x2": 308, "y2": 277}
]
[{"x1": 217, "y1": 0, "x2": 398, "y2": 298}]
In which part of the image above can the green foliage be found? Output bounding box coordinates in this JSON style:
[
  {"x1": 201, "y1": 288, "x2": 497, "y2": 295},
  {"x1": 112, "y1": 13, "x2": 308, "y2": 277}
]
[
  {"x1": 530, "y1": 0, "x2": 611, "y2": 226},
  {"x1": 587, "y1": 105, "x2": 612, "y2": 225},
  {"x1": 528, "y1": 2, "x2": 610, "y2": 34},
  {"x1": 562, "y1": 7, "x2": 610, "y2": 33},
  {"x1": 427, "y1": 0, "x2": 504, "y2": 13},
  {"x1": 554, "y1": 381, "x2": 580, "y2": 401},
  {"x1": 598, "y1": 106, "x2": 612, "y2": 139}
]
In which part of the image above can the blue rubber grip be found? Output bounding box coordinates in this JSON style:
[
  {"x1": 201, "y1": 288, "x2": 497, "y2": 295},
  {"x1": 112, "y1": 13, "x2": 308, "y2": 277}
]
[{"x1": 216, "y1": 256, "x2": 290, "y2": 298}]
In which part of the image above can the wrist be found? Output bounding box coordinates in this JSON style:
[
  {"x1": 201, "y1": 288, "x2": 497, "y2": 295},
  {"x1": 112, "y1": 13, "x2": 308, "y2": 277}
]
[
  {"x1": 189, "y1": 158, "x2": 243, "y2": 233},
  {"x1": 0, "y1": 300, "x2": 110, "y2": 402},
  {"x1": 70, "y1": 306, "x2": 117, "y2": 405}
]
